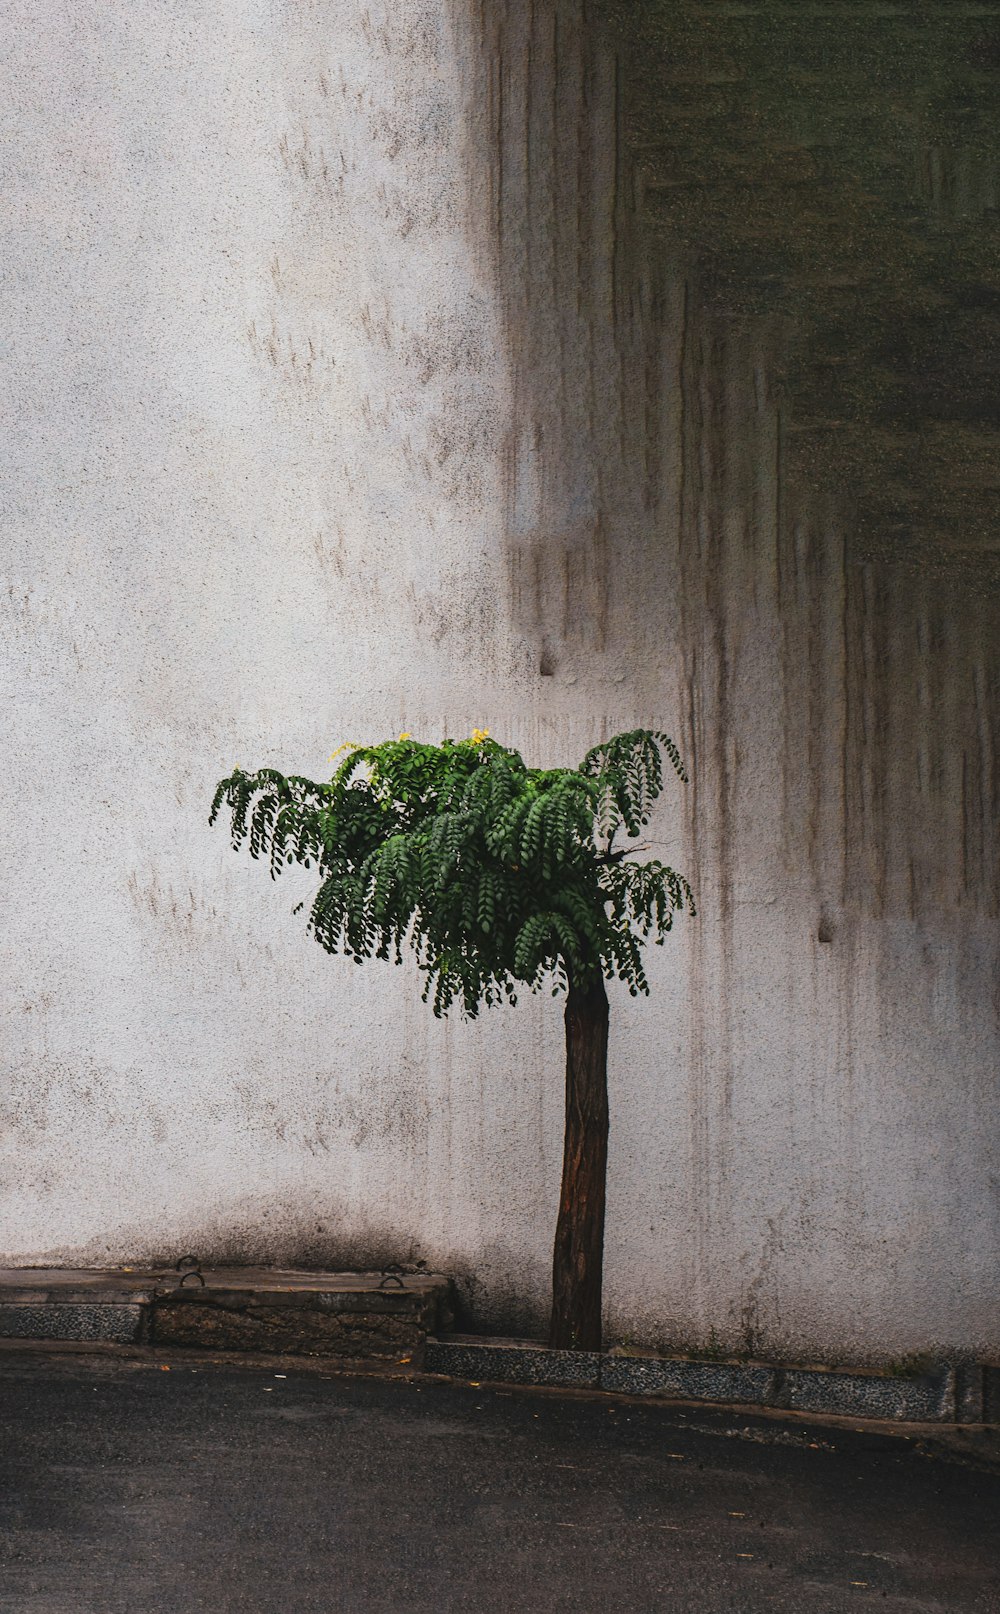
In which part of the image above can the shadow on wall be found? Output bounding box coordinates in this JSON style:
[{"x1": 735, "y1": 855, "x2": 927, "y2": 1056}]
[
  {"x1": 21, "y1": 1195, "x2": 553, "y2": 1340},
  {"x1": 451, "y1": 0, "x2": 1000, "y2": 1360}
]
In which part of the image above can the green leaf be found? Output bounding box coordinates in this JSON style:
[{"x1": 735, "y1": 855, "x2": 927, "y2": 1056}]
[{"x1": 209, "y1": 728, "x2": 693, "y2": 1017}]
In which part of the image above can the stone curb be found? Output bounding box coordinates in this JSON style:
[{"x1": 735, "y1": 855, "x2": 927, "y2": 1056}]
[
  {"x1": 424, "y1": 1338, "x2": 602, "y2": 1388},
  {"x1": 0, "y1": 1304, "x2": 146, "y2": 1345},
  {"x1": 424, "y1": 1338, "x2": 994, "y2": 1425},
  {"x1": 0, "y1": 1278, "x2": 993, "y2": 1428}
]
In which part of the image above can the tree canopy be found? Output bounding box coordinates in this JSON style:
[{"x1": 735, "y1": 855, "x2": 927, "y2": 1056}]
[{"x1": 210, "y1": 728, "x2": 694, "y2": 1018}]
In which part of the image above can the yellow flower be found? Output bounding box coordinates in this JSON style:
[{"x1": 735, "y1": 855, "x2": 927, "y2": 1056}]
[
  {"x1": 397, "y1": 732, "x2": 412, "y2": 741},
  {"x1": 468, "y1": 727, "x2": 491, "y2": 745},
  {"x1": 328, "y1": 741, "x2": 361, "y2": 761}
]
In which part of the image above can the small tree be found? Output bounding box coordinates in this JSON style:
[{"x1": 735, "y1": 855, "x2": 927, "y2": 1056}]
[{"x1": 210, "y1": 728, "x2": 693, "y2": 1350}]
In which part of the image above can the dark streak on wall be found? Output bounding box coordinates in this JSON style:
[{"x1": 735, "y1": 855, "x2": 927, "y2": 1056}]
[{"x1": 460, "y1": 0, "x2": 999, "y2": 919}]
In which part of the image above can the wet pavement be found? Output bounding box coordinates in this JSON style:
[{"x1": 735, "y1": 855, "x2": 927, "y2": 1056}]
[{"x1": 0, "y1": 1348, "x2": 996, "y2": 1612}]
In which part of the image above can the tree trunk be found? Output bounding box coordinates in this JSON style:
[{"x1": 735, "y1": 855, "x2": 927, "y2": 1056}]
[{"x1": 549, "y1": 971, "x2": 610, "y2": 1351}]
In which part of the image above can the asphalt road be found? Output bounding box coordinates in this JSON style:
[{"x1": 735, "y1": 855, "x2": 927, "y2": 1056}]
[{"x1": 0, "y1": 1350, "x2": 996, "y2": 1613}]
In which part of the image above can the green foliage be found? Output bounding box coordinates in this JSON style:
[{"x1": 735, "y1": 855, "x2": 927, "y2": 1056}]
[{"x1": 210, "y1": 729, "x2": 694, "y2": 1018}]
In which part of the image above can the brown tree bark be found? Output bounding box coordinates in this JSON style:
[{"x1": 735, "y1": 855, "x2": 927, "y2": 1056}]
[{"x1": 548, "y1": 971, "x2": 610, "y2": 1351}]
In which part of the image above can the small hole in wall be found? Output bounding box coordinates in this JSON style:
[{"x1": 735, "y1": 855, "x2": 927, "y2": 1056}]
[
  {"x1": 818, "y1": 912, "x2": 835, "y2": 945},
  {"x1": 539, "y1": 646, "x2": 556, "y2": 677}
]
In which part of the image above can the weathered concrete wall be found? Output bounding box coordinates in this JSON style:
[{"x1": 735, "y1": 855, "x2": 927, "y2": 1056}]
[{"x1": 1, "y1": 0, "x2": 996, "y2": 1365}]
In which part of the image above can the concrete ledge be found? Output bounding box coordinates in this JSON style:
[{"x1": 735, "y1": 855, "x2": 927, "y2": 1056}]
[
  {"x1": 775, "y1": 1365, "x2": 953, "y2": 1422},
  {"x1": 427, "y1": 1338, "x2": 968, "y2": 1424},
  {"x1": 0, "y1": 1269, "x2": 450, "y2": 1361},
  {"x1": 984, "y1": 1364, "x2": 1000, "y2": 1425},
  {"x1": 425, "y1": 1337, "x2": 601, "y2": 1388},
  {"x1": 601, "y1": 1353, "x2": 775, "y2": 1406},
  {"x1": 152, "y1": 1298, "x2": 427, "y2": 1359},
  {"x1": 603, "y1": 1354, "x2": 953, "y2": 1422},
  {"x1": 0, "y1": 1304, "x2": 145, "y2": 1344}
]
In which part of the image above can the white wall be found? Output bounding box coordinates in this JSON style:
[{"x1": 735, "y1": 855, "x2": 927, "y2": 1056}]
[{"x1": 1, "y1": 0, "x2": 996, "y2": 1364}]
